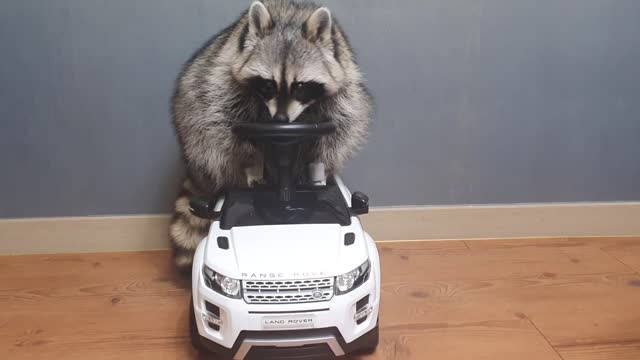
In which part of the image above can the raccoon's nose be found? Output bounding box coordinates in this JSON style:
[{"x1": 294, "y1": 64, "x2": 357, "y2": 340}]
[{"x1": 273, "y1": 112, "x2": 289, "y2": 123}]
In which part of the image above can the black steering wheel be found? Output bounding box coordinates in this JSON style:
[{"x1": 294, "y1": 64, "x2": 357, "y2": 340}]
[
  {"x1": 231, "y1": 121, "x2": 336, "y2": 202},
  {"x1": 232, "y1": 122, "x2": 336, "y2": 143}
]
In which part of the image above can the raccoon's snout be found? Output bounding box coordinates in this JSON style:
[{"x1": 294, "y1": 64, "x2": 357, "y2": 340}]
[{"x1": 273, "y1": 112, "x2": 289, "y2": 123}]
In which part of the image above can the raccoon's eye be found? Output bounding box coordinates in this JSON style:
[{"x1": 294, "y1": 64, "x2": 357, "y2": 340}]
[
  {"x1": 249, "y1": 77, "x2": 277, "y2": 100},
  {"x1": 291, "y1": 81, "x2": 326, "y2": 103}
]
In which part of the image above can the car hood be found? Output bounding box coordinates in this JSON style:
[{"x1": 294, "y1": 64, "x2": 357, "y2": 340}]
[{"x1": 204, "y1": 223, "x2": 369, "y2": 280}]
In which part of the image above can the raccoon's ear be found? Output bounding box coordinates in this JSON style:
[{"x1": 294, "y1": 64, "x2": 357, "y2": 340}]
[
  {"x1": 303, "y1": 7, "x2": 332, "y2": 43},
  {"x1": 248, "y1": 1, "x2": 273, "y2": 38}
]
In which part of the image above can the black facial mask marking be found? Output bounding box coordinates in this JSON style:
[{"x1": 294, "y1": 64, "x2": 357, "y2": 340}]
[
  {"x1": 291, "y1": 81, "x2": 326, "y2": 104},
  {"x1": 248, "y1": 77, "x2": 277, "y2": 100}
]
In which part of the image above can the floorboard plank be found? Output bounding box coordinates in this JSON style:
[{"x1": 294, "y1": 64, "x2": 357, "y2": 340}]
[
  {"x1": 1, "y1": 237, "x2": 639, "y2": 359},
  {"x1": 585, "y1": 237, "x2": 640, "y2": 273},
  {"x1": 556, "y1": 341, "x2": 640, "y2": 360},
  {"x1": 361, "y1": 320, "x2": 562, "y2": 360}
]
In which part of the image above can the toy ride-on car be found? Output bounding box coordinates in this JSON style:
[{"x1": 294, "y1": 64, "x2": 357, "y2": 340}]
[{"x1": 188, "y1": 121, "x2": 380, "y2": 359}]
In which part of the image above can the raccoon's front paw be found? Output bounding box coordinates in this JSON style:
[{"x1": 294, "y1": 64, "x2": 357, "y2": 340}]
[
  {"x1": 308, "y1": 162, "x2": 327, "y2": 186},
  {"x1": 247, "y1": 175, "x2": 266, "y2": 187},
  {"x1": 245, "y1": 157, "x2": 264, "y2": 187},
  {"x1": 246, "y1": 168, "x2": 265, "y2": 187}
]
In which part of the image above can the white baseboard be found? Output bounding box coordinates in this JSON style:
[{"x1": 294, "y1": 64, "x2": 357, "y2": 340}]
[{"x1": 1, "y1": 202, "x2": 639, "y2": 255}]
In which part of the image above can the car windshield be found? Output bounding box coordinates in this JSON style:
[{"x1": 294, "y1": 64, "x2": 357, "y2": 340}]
[{"x1": 219, "y1": 185, "x2": 351, "y2": 229}]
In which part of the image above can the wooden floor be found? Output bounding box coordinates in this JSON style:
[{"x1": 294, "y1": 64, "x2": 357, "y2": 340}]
[{"x1": 2, "y1": 237, "x2": 640, "y2": 359}]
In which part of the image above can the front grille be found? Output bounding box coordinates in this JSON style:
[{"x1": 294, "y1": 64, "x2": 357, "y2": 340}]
[{"x1": 243, "y1": 278, "x2": 334, "y2": 304}]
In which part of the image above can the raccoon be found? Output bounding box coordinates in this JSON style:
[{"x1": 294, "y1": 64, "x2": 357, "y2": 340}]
[{"x1": 170, "y1": 0, "x2": 373, "y2": 271}]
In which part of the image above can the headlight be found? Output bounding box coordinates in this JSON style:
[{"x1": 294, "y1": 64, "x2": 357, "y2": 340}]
[
  {"x1": 203, "y1": 266, "x2": 241, "y2": 299},
  {"x1": 335, "y1": 259, "x2": 370, "y2": 295}
]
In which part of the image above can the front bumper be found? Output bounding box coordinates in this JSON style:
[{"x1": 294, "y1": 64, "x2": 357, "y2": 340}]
[
  {"x1": 192, "y1": 272, "x2": 379, "y2": 359},
  {"x1": 192, "y1": 320, "x2": 379, "y2": 360}
]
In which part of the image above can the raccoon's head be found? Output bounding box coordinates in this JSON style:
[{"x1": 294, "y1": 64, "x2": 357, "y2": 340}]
[{"x1": 231, "y1": 1, "x2": 346, "y2": 123}]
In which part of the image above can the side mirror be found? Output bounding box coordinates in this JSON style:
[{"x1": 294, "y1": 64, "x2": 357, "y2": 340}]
[
  {"x1": 189, "y1": 197, "x2": 220, "y2": 220},
  {"x1": 350, "y1": 191, "x2": 369, "y2": 215}
]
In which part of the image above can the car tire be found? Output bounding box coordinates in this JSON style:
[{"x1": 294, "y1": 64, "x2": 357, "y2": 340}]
[
  {"x1": 190, "y1": 297, "x2": 214, "y2": 356},
  {"x1": 353, "y1": 323, "x2": 379, "y2": 355}
]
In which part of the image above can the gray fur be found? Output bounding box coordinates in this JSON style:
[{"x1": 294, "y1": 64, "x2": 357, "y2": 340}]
[{"x1": 170, "y1": 0, "x2": 373, "y2": 271}]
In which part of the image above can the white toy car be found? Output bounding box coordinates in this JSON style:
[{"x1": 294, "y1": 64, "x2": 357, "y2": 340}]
[{"x1": 188, "y1": 122, "x2": 380, "y2": 359}]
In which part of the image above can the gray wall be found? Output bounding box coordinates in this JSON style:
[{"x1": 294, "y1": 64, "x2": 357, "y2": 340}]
[{"x1": 1, "y1": 0, "x2": 640, "y2": 218}]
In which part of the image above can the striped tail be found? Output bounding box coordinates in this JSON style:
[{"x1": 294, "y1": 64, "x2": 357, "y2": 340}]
[{"x1": 169, "y1": 179, "x2": 212, "y2": 273}]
